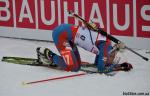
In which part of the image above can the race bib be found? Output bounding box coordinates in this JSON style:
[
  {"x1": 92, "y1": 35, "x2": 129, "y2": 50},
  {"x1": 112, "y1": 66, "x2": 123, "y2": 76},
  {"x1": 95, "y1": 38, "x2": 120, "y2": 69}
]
[{"x1": 74, "y1": 27, "x2": 105, "y2": 54}]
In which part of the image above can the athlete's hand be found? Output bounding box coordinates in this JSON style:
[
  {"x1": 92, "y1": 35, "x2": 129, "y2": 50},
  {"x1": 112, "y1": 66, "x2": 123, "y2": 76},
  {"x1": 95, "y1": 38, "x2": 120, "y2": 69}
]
[
  {"x1": 116, "y1": 42, "x2": 125, "y2": 49},
  {"x1": 113, "y1": 42, "x2": 126, "y2": 52}
]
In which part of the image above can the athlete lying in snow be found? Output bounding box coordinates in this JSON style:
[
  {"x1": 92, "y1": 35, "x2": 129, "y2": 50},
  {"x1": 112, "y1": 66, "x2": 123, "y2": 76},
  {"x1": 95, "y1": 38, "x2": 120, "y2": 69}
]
[{"x1": 36, "y1": 23, "x2": 133, "y2": 73}]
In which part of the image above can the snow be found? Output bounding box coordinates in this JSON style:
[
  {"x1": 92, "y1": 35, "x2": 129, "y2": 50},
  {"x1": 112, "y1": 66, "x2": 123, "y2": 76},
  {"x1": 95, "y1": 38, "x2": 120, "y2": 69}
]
[{"x1": 0, "y1": 37, "x2": 150, "y2": 96}]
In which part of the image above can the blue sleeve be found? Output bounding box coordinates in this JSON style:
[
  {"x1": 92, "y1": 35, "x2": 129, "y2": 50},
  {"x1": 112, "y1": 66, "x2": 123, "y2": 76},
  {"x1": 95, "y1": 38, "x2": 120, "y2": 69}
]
[{"x1": 95, "y1": 40, "x2": 115, "y2": 73}]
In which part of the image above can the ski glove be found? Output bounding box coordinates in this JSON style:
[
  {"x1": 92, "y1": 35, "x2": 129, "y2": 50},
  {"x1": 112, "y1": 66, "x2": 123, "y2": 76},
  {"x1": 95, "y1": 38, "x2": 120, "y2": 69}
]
[{"x1": 120, "y1": 62, "x2": 133, "y2": 71}]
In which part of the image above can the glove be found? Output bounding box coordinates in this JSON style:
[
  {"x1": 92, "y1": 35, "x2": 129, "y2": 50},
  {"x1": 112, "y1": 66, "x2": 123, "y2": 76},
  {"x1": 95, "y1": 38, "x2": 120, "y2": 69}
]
[
  {"x1": 120, "y1": 62, "x2": 133, "y2": 71},
  {"x1": 113, "y1": 42, "x2": 126, "y2": 52},
  {"x1": 116, "y1": 42, "x2": 125, "y2": 49},
  {"x1": 113, "y1": 62, "x2": 133, "y2": 71}
]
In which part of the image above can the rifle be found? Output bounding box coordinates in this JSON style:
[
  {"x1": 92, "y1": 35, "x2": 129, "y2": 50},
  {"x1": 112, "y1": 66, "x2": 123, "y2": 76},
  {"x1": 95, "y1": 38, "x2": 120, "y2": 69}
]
[{"x1": 69, "y1": 11, "x2": 149, "y2": 61}]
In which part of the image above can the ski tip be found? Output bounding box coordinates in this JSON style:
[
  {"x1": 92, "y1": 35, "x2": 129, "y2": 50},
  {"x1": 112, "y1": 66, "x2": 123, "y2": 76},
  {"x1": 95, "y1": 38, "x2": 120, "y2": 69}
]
[{"x1": 22, "y1": 81, "x2": 27, "y2": 86}]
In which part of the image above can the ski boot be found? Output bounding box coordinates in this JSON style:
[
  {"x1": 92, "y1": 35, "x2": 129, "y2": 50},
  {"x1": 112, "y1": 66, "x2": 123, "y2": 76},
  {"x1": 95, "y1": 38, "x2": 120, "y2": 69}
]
[{"x1": 36, "y1": 47, "x2": 57, "y2": 67}]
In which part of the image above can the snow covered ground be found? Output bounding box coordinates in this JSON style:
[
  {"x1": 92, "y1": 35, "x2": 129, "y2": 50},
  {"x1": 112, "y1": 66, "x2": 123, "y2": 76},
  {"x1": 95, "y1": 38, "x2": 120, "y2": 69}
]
[{"x1": 0, "y1": 37, "x2": 150, "y2": 96}]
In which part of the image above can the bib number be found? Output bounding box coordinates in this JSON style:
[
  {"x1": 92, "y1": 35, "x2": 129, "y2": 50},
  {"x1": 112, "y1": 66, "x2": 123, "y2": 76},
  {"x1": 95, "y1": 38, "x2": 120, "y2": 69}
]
[{"x1": 60, "y1": 49, "x2": 74, "y2": 71}]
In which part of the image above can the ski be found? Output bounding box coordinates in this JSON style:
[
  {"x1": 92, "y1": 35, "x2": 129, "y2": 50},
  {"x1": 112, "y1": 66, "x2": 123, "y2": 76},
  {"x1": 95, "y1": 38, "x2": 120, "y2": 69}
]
[
  {"x1": 1, "y1": 56, "x2": 98, "y2": 73},
  {"x1": 1, "y1": 56, "x2": 96, "y2": 67},
  {"x1": 2, "y1": 56, "x2": 38, "y2": 65},
  {"x1": 1, "y1": 56, "x2": 117, "y2": 76}
]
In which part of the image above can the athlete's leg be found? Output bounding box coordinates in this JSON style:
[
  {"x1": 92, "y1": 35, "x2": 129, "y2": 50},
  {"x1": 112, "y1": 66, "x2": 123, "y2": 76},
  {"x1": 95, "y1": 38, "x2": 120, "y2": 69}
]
[
  {"x1": 68, "y1": 41, "x2": 81, "y2": 71},
  {"x1": 52, "y1": 24, "x2": 81, "y2": 71}
]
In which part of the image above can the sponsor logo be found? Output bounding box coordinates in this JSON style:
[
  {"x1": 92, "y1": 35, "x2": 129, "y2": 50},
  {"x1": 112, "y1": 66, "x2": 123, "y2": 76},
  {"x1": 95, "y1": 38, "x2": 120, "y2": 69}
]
[{"x1": 0, "y1": 0, "x2": 150, "y2": 38}]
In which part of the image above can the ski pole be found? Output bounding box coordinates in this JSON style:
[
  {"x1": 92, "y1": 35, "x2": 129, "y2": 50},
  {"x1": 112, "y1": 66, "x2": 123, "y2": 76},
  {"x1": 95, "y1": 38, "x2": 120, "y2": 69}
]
[
  {"x1": 125, "y1": 47, "x2": 149, "y2": 61},
  {"x1": 22, "y1": 73, "x2": 86, "y2": 85}
]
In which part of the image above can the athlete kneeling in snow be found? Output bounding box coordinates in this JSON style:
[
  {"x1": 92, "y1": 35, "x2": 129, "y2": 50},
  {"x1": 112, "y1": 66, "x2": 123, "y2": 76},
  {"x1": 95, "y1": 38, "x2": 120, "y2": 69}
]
[{"x1": 37, "y1": 24, "x2": 133, "y2": 73}]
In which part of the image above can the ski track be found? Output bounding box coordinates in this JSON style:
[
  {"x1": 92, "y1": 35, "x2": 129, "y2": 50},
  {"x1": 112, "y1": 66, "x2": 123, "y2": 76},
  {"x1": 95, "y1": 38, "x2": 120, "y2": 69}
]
[{"x1": 0, "y1": 37, "x2": 150, "y2": 96}]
